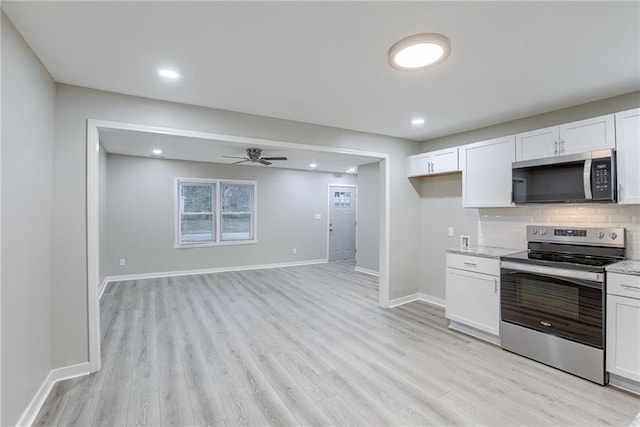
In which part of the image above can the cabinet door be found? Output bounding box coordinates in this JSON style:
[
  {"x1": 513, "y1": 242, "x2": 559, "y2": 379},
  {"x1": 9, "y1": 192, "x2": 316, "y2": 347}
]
[
  {"x1": 607, "y1": 294, "x2": 640, "y2": 381},
  {"x1": 407, "y1": 153, "x2": 431, "y2": 177},
  {"x1": 446, "y1": 268, "x2": 500, "y2": 336},
  {"x1": 461, "y1": 136, "x2": 515, "y2": 208},
  {"x1": 430, "y1": 147, "x2": 458, "y2": 174},
  {"x1": 515, "y1": 126, "x2": 559, "y2": 161},
  {"x1": 615, "y1": 108, "x2": 640, "y2": 205},
  {"x1": 559, "y1": 114, "x2": 615, "y2": 156}
]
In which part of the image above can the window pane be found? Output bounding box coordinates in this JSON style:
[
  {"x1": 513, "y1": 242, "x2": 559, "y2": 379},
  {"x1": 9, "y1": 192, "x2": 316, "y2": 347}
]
[
  {"x1": 221, "y1": 183, "x2": 254, "y2": 241},
  {"x1": 181, "y1": 214, "x2": 214, "y2": 243},
  {"x1": 180, "y1": 182, "x2": 216, "y2": 244},
  {"x1": 183, "y1": 184, "x2": 213, "y2": 213}
]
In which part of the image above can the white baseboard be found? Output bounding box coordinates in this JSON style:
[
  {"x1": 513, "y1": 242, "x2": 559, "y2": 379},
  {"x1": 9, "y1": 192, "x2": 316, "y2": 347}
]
[
  {"x1": 354, "y1": 266, "x2": 379, "y2": 277},
  {"x1": 388, "y1": 292, "x2": 446, "y2": 309},
  {"x1": 15, "y1": 363, "x2": 90, "y2": 427},
  {"x1": 101, "y1": 258, "x2": 328, "y2": 296},
  {"x1": 609, "y1": 373, "x2": 640, "y2": 396}
]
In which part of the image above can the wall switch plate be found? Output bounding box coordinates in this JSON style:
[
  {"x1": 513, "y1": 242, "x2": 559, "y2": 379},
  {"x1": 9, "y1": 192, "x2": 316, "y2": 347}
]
[
  {"x1": 120, "y1": 258, "x2": 126, "y2": 266},
  {"x1": 292, "y1": 248, "x2": 297, "y2": 254},
  {"x1": 314, "y1": 213, "x2": 321, "y2": 220},
  {"x1": 448, "y1": 227, "x2": 454, "y2": 237}
]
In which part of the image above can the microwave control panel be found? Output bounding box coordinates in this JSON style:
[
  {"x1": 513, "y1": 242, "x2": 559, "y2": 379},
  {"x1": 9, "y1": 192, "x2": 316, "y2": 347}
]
[{"x1": 591, "y1": 159, "x2": 613, "y2": 200}]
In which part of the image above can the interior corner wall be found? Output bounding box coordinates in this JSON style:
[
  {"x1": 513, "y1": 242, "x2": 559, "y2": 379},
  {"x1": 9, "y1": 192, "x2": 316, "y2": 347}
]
[
  {"x1": 417, "y1": 174, "x2": 477, "y2": 299},
  {"x1": 105, "y1": 154, "x2": 356, "y2": 276},
  {"x1": 1, "y1": 12, "x2": 56, "y2": 426},
  {"x1": 355, "y1": 162, "x2": 380, "y2": 273},
  {"x1": 52, "y1": 84, "x2": 421, "y2": 368}
]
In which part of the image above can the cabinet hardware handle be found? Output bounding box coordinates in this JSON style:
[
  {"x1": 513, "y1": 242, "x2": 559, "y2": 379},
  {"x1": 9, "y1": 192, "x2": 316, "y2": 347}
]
[
  {"x1": 494, "y1": 278, "x2": 498, "y2": 294},
  {"x1": 540, "y1": 321, "x2": 552, "y2": 327},
  {"x1": 618, "y1": 184, "x2": 623, "y2": 202},
  {"x1": 463, "y1": 262, "x2": 477, "y2": 267},
  {"x1": 554, "y1": 140, "x2": 558, "y2": 155},
  {"x1": 560, "y1": 138, "x2": 565, "y2": 154},
  {"x1": 620, "y1": 284, "x2": 640, "y2": 291}
]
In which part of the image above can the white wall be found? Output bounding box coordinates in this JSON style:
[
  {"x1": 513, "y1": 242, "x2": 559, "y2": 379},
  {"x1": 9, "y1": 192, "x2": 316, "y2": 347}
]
[
  {"x1": 355, "y1": 162, "x2": 380, "y2": 273},
  {"x1": 1, "y1": 12, "x2": 56, "y2": 426},
  {"x1": 105, "y1": 154, "x2": 356, "y2": 276},
  {"x1": 52, "y1": 84, "x2": 421, "y2": 368},
  {"x1": 417, "y1": 174, "x2": 477, "y2": 299},
  {"x1": 99, "y1": 144, "x2": 108, "y2": 286},
  {"x1": 417, "y1": 92, "x2": 640, "y2": 301}
]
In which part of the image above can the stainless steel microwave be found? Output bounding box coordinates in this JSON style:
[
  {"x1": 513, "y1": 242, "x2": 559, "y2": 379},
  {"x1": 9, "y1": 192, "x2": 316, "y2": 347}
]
[{"x1": 512, "y1": 149, "x2": 616, "y2": 204}]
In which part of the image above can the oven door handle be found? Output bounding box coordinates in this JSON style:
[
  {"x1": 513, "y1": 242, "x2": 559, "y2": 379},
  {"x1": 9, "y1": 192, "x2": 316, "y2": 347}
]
[{"x1": 501, "y1": 261, "x2": 603, "y2": 286}]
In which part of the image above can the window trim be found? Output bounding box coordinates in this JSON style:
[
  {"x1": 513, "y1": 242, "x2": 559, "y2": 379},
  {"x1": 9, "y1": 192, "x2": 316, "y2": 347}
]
[{"x1": 174, "y1": 177, "x2": 257, "y2": 248}]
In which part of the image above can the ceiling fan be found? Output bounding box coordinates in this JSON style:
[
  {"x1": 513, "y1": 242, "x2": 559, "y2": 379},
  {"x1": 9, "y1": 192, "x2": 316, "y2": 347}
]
[{"x1": 222, "y1": 148, "x2": 288, "y2": 166}]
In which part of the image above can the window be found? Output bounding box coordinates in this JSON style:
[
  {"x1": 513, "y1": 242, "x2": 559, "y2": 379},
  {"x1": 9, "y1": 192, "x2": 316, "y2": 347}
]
[{"x1": 176, "y1": 178, "x2": 256, "y2": 247}]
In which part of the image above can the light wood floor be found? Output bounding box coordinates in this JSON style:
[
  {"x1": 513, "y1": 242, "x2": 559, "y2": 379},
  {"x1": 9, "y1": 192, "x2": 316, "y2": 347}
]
[{"x1": 34, "y1": 261, "x2": 640, "y2": 426}]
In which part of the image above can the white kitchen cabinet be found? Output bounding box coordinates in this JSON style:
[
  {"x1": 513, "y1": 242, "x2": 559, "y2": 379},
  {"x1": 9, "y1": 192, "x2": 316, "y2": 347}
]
[
  {"x1": 515, "y1": 114, "x2": 615, "y2": 161},
  {"x1": 445, "y1": 253, "x2": 500, "y2": 343},
  {"x1": 460, "y1": 135, "x2": 515, "y2": 208},
  {"x1": 407, "y1": 147, "x2": 458, "y2": 177},
  {"x1": 606, "y1": 272, "x2": 640, "y2": 383},
  {"x1": 615, "y1": 108, "x2": 640, "y2": 205}
]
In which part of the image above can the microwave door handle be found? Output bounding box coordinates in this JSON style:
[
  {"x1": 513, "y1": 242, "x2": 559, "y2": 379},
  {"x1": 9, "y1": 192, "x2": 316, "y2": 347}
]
[{"x1": 583, "y1": 159, "x2": 592, "y2": 200}]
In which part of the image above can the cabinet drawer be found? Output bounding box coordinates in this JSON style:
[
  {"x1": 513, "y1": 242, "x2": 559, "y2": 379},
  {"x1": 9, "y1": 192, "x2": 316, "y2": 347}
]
[
  {"x1": 446, "y1": 253, "x2": 500, "y2": 276},
  {"x1": 608, "y1": 273, "x2": 640, "y2": 299}
]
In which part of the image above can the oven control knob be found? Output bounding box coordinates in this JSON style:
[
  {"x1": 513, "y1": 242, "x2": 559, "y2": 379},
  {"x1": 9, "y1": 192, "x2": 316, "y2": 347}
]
[
  {"x1": 540, "y1": 229, "x2": 547, "y2": 235},
  {"x1": 532, "y1": 229, "x2": 538, "y2": 235},
  {"x1": 598, "y1": 232, "x2": 605, "y2": 239},
  {"x1": 609, "y1": 232, "x2": 618, "y2": 240}
]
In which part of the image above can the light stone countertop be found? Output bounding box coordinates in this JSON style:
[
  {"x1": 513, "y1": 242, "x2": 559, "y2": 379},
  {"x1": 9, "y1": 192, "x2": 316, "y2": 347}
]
[
  {"x1": 446, "y1": 246, "x2": 522, "y2": 260},
  {"x1": 606, "y1": 260, "x2": 640, "y2": 276}
]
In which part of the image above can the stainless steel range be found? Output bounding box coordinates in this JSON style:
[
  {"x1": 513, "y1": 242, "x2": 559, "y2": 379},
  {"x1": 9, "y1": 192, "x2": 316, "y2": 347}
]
[{"x1": 500, "y1": 225, "x2": 626, "y2": 385}]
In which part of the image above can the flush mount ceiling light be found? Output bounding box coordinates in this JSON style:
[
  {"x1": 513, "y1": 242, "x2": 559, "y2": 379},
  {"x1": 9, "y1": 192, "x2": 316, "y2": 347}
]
[
  {"x1": 388, "y1": 33, "x2": 451, "y2": 71},
  {"x1": 152, "y1": 148, "x2": 163, "y2": 155},
  {"x1": 309, "y1": 163, "x2": 318, "y2": 169},
  {"x1": 411, "y1": 118, "x2": 425, "y2": 125},
  {"x1": 158, "y1": 68, "x2": 180, "y2": 79},
  {"x1": 346, "y1": 167, "x2": 357, "y2": 174}
]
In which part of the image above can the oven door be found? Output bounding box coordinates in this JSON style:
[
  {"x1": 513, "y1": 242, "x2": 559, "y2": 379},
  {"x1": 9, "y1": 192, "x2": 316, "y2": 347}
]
[{"x1": 500, "y1": 261, "x2": 605, "y2": 348}]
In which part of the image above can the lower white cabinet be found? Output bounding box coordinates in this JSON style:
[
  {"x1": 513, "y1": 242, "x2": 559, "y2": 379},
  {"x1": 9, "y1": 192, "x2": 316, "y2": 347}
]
[
  {"x1": 445, "y1": 253, "x2": 500, "y2": 341},
  {"x1": 607, "y1": 273, "x2": 640, "y2": 382}
]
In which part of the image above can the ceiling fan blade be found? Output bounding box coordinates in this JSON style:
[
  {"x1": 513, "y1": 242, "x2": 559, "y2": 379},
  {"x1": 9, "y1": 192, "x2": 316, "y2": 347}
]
[
  {"x1": 262, "y1": 156, "x2": 288, "y2": 161},
  {"x1": 221, "y1": 155, "x2": 248, "y2": 159},
  {"x1": 232, "y1": 159, "x2": 250, "y2": 165},
  {"x1": 258, "y1": 159, "x2": 272, "y2": 166}
]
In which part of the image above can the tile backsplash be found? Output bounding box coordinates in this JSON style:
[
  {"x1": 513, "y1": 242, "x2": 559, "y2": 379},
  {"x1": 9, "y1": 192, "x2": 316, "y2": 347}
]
[{"x1": 477, "y1": 205, "x2": 640, "y2": 260}]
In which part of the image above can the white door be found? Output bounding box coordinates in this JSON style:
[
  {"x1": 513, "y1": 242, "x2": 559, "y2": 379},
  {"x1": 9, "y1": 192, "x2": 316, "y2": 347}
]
[{"x1": 329, "y1": 185, "x2": 356, "y2": 261}]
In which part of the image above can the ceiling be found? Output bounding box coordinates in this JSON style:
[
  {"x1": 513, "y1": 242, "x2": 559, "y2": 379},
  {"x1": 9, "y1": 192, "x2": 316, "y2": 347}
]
[
  {"x1": 3, "y1": 1, "x2": 639, "y2": 143},
  {"x1": 99, "y1": 128, "x2": 379, "y2": 174}
]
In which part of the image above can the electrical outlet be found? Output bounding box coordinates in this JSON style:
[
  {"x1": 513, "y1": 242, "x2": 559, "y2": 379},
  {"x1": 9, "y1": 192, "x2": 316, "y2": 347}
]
[
  {"x1": 292, "y1": 248, "x2": 297, "y2": 255},
  {"x1": 314, "y1": 213, "x2": 321, "y2": 220},
  {"x1": 448, "y1": 227, "x2": 454, "y2": 237},
  {"x1": 120, "y1": 258, "x2": 126, "y2": 266}
]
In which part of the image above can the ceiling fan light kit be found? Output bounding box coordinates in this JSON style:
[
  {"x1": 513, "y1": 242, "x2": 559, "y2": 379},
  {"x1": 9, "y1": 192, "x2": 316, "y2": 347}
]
[{"x1": 222, "y1": 148, "x2": 288, "y2": 166}]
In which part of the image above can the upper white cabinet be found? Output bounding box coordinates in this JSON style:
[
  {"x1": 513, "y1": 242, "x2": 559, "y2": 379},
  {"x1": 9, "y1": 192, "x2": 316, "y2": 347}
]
[
  {"x1": 460, "y1": 136, "x2": 515, "y2": 208},
  {"x1": 407, "y1": 147, "x2": 458, "y2": 177},
  {"x1": 615, "y1": 108, "x2": 640, "y2": 205},
  {"x1": 515, "y1": 114, "x2": 615, "y2": 161}
]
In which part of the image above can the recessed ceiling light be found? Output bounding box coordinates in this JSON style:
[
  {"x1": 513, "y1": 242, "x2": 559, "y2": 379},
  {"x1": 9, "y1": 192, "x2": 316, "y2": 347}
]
[
  {"x1": 388, "y1": 33, "x2": 451, "y2": 71},
  {"x1": 411, "y1": 118, "x2": 425, "y2": 125},
  {"x1": 152, "y1": 148, "x2": 163, "y2": 155},
  {"x1": 309, "y1": 163, "x2": 318, "y2": 169},
  {"x1": 346, "y1": 167, "x2": 357, "y2": 174},
  {"x1": 158, "y1": 68, "x2": 180, "y2": 79}
]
